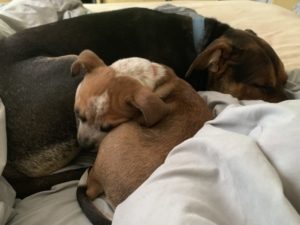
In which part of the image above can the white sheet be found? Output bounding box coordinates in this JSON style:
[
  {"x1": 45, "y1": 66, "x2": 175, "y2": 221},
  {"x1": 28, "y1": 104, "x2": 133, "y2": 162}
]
[
  {"x1": 0, "y1": 0, "x2": 88, "y2": 39},
  {"x1": 113, "y1": 95, "x2": 300, "y2": 225},
  {"x1": 0, "y1": 99, "x2": 6, "y2": 175},
  {"x1": 0, "y1": 177, "x2": 15, "y2": 225},
  {"x1": 7, "y1": 89, "x2": 300, "y2": 225},
  {"x1": 0, "y1": 100, "x2": 14, "y2": 225},
  {"x1": 0, "y1": 1, "x2": 88, "y2": 225}
]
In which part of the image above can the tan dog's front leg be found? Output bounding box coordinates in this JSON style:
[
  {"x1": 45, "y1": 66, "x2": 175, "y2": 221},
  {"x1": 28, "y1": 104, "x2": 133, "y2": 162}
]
[{"x1": 86, "y1": 167, "x2": 104, "y2": 200}]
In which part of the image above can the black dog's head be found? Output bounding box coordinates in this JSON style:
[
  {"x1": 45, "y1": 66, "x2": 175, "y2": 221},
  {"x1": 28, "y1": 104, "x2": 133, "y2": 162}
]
[{"x1": 187, "y1": 19, "x2": 287, "y2": 102}]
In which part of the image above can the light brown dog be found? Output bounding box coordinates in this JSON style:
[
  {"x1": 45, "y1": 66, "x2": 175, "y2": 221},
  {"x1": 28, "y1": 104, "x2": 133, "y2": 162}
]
[{"x1": 72, "y1": 50, "x2": 213, "y2": 224}]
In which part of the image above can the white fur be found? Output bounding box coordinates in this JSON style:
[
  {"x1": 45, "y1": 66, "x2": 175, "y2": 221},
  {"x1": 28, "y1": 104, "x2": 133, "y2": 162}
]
[
  {"x1": 111, "y1": 57, "x2": 166, "y2": 90},
  {"x1": 75, "y1": 83, "x2": 82, "y2": 103},
  {"x1": 92, "y1": 91, "x2": 109, "y2": 116}
]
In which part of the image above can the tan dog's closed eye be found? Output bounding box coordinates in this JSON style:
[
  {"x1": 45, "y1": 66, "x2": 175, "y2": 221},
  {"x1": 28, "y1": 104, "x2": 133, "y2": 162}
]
[{"x1": 73, "y1": 50, "x2": 213, "y2": 224}]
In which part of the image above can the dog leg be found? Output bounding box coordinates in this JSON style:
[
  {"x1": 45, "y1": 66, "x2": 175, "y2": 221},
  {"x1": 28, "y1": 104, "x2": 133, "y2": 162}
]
[
  {"x1": 86, "y1": 167, "x2": 105, "y2": 200},
  {"x1": 77, "y1": 168, "x2": 111, "y2": 225}
]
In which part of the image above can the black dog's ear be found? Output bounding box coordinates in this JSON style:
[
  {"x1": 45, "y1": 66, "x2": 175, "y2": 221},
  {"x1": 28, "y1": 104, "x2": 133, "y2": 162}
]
[
  {"x1": 185, "y1": 38, "x2": 232, "y2": 77},
  {"x1": 245, "y1": 29, "x2": 257, "y2": 36},
  {"x1": 71, "y1": 49, "x2": 105, "y2": 77}
]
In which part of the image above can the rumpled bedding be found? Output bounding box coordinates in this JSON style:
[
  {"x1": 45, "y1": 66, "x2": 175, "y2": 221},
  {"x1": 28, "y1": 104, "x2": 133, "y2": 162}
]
[
  {"x1": 5, "y1": 85, "x2": 300, "y2": 225},
  {"x1": 0, "y1": 0, "x2": 87, "y2": 39},
  {"x1": 113, "y1": 94, "x2": 300, "y2": 225},
  {"x1": 0, "y1": 0, "x2": 87, "y2": 224},
  {"x1": 0, "y1": 99, "x2": 13, "y2": 225},
  {"x1": 0, "y1": 1, "x2": 300, "y2": 225}
]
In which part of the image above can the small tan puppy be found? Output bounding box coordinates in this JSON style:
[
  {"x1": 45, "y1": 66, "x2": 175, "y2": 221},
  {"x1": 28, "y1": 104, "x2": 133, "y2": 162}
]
[{"x1": 72, "y1": 50, "x2": 213, "y2": 224}]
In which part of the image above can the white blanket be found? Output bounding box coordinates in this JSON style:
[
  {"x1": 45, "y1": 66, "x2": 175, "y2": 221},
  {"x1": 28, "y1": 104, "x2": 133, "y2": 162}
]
[
  {"x1": 0, "y1": 100, "x2": 14, "y2": 225},
  {"x1": 113, "y1": 93, "x2": 300, "y2": 225},
  {"x1": 6, "y1": 88, "x2": 300, "y2": 225},
  {"x1": 0, "y1": 1, "x2": 87, "y2": 224}
]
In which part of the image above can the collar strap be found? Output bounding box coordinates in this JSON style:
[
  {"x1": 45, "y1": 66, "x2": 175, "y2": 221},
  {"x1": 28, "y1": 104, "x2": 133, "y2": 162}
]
[{"x1": 192, "y1": 15, "x2": 205, "y2": 53}]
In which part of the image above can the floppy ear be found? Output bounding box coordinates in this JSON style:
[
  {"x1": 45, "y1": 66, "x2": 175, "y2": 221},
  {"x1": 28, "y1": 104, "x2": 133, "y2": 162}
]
[
  {"x1": 131, "y1": 87, "x2": 169, "y2": 127},
  {"x1": 153, "y1": 67, "x2": 176, "y2": 99},
  {"x1": 71, "y1": 49, "x2": 105, "y2": 77},
  {"x1": 185, "y1": 38, "x2": 232, "y2": 77}
]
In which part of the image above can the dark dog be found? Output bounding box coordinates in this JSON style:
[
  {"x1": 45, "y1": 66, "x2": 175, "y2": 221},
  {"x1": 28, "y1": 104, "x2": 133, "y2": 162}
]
[
  {"x1": 72, "y1": 50, "x2": 213, "y2": 224},
  {"x1": 0, "y1": 7, "x2": 287, "y2": 196}
]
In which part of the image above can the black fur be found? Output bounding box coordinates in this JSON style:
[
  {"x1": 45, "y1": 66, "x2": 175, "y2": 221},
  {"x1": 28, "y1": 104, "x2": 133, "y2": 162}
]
[{"x1": 0, "y1": 7, "x2": 227, "y2": 195}]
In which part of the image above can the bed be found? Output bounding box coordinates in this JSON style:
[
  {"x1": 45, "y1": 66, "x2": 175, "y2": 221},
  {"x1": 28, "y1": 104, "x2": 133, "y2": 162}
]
[{"x1": 1, "y1": 0, "x2": 300, "y2": 225}]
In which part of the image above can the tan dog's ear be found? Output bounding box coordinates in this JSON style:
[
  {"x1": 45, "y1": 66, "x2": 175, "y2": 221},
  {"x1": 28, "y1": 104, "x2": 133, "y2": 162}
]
[
  {"x1": 185, "y1": 38, "x2": 232, "y2": 77},
  {"x1": 71, "y1": 49, "x2": 106, "y2": 77},
  {"x1": 153, "y1": 67, "x2": 176, "y2": 99},
  {"x1": 131, "y1": 87, "x2": 169, "y2": 127}
]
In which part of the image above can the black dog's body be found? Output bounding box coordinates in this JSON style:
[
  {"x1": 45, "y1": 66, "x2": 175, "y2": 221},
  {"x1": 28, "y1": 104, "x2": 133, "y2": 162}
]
[
  {"x1": 1, "y1": 7, "x2": 284, "y2": 198},
  {"x1": 1, "y1": 9, "x2": 196, "y2": 74},
  {"x1": 1, "y1": 8, "x2": 219, "y2": 187}
]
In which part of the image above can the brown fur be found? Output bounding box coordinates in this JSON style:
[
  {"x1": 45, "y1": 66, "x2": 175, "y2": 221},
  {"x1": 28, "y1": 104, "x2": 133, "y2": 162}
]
[
  {"x1": 187, "y1": 29, "x2": 288, "y2": 102},
  {"x1": 73, "y1": 50, "x2": 213, "y2": 208}
]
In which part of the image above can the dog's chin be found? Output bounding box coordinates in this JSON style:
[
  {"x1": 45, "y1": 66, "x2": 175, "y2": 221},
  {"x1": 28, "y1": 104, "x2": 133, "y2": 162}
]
[
  {"x1": 78, "y1": 141, "x2": 99, "y2": 152},
  {"x1": 77, "y1": 122, "x2": 108, "y2": 152},
  {"x1": 78, "y1": 131, "x2": 108, "y2": 152}
]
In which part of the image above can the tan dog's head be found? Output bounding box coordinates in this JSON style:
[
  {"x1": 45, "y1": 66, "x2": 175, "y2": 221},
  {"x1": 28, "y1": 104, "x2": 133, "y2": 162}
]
[
  {"x1": 72, "y1": 50, "x2": 169, "y2": 150},
  {"x1": 187, "y1": 29, "x2": 288, "y2": 102}
]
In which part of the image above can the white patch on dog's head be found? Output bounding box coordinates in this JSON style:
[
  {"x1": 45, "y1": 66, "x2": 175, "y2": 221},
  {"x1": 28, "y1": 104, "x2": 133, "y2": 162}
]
[
  {"x1": 111, "y1": 57, "x2": 166, "y2": 90},
  {"x1": 92, "y1": 91, "x2": 109, "y2": 116}
]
